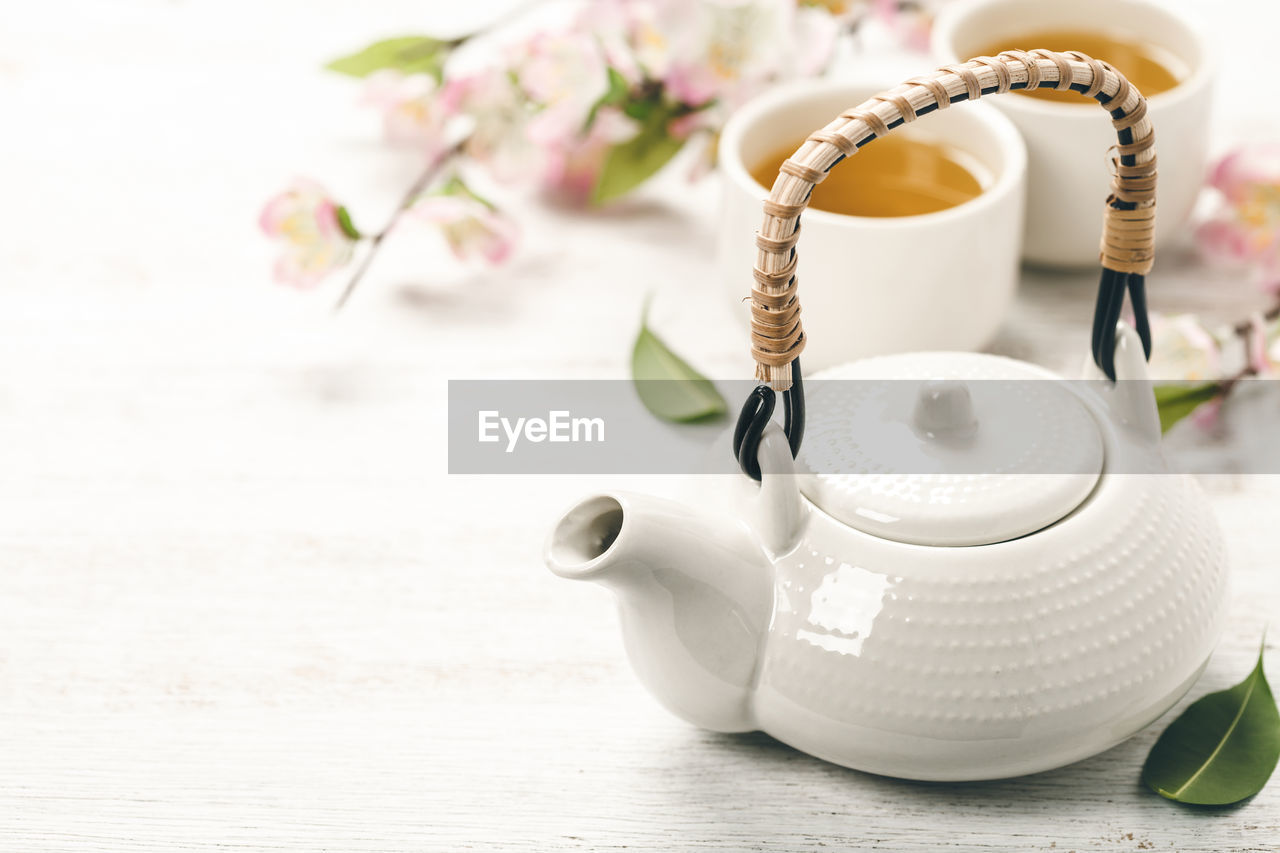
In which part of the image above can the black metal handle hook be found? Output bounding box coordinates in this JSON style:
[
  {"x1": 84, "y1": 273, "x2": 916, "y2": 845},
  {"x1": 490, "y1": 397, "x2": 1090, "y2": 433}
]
[
  {"x1": 1092, "y1": 269, "x2": 1153, "y2": 382},
  {"x1": 732, "y1": 358, "x2": 805, "y2": 482},
  {"x1": 732, "y1": 267, "x2": 1151, "y2": 483}
]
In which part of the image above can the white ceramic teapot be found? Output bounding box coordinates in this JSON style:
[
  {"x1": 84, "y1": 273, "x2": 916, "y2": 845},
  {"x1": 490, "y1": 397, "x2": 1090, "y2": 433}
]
[{"x1": 544, "y1": 53, "x2": 1230, "y2": 781}]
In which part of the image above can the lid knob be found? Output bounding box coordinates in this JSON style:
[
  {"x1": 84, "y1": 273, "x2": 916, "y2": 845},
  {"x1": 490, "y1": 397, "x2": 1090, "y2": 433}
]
[
  {"x1": 912, "y1": 380, "x2": 977, "y2": 440},
  {"x1": 799, "y1": 353, "x2": 1105, "y2": 547}
]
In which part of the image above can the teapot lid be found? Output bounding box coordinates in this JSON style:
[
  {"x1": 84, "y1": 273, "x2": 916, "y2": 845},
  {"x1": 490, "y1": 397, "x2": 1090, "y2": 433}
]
[{"x1": 797, "y1": 352, "x2": 1103, "y2": 547}]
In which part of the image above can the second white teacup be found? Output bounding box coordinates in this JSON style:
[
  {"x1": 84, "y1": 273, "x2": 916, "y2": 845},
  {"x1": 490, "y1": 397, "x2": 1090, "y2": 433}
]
[
  {"x1": 717, "y1": 80, "x2": 1027, "y2": 371},
  {"x1": 932, "y1": 0, "x2": 1214, "y2": 268}
]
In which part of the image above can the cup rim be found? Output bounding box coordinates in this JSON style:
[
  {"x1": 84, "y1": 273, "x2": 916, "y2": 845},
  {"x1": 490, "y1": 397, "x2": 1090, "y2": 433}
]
[
  {"x1": 718, "y1": 77, "x2": 1027, "y2": 229},
  {"x1": 929, "y1": 0, "x2": 1217, "y2": 119}
]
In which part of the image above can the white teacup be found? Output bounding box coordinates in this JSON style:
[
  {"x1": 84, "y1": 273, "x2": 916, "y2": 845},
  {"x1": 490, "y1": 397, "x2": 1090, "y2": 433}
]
[
  {"x1": 932, "y1": 0, "x2": 1214, "y2": 268},
  {"x1": 717, "y1": 80, "x2": 1027, "y2": 370}
]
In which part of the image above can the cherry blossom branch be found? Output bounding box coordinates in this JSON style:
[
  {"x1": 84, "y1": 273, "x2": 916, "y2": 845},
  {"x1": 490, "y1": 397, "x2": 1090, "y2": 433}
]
[
  {"x1": 1230, "y1": 302, "x2": 1280, "y2": 337},
  {"x1": 1223, "y1": 299, "x2": 1280, "y2": 387},
  {"x1": 1194, "y1": 298, "x2": 1280, "y2": 397},
  {"x1": 264, "y1": 1, "x2": 942, "y2": 294},
  {"x1": 1151, "y1": 298, "x2": 1280, "y2": 431},
  {"x1": 333, "y1": 142, "x2": 466, "y2": 312}
]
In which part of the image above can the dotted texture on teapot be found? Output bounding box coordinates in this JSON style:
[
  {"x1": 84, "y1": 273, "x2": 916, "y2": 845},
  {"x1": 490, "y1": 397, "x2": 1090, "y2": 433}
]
[
  {"x1": 753, "y1": 475, "x2": 1228, "y2": 742},
  {"x1": 798, "y1": 353, "x2": 1105, "y2": 546}
]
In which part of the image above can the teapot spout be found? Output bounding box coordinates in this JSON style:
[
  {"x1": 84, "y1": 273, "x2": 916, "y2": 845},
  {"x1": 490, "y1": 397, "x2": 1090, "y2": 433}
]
[
  {"x1": 545, "y1": 491, "x2": 773, "y2": 732},
  {"x1": 545, "y1": 494, "x2": 630, "y2": 582}
]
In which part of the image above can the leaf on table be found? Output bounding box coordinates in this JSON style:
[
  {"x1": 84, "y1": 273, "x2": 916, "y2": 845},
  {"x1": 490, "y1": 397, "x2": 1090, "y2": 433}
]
[
  {"x1": 326, "y1": 36, "x2": 454, "y2": 81},
  {"x1": 1142, "y1": 641, "x2": 1280, "y2": 805},
  {"x1": 631, "y1": 303, "x2": 726, "y2": 423},
  {"x1": 1153, "y1": 383, "x2": 1223, "y2": 434},
  {"x1": 592, "y1": 115, "x2": 685, "y2": 205}
]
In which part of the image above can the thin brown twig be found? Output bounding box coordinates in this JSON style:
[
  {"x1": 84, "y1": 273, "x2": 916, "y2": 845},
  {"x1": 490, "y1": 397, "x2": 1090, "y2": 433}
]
[
  {"x1": 329, "y1": 0, "x2": 553, "y2": 310},
  {"x1": 1229, "y1": 300, "x2": 1280, "y2": 337},
  {"x1": 1205, "y1": 299, "x2": 1280, "y2": 396},
  {"x1": 333, "y1": 142, "x2": 465, "y2": 312}
]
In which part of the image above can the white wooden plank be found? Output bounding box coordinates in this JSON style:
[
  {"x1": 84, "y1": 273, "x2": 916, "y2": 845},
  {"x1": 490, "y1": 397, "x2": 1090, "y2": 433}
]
[{"x1": 1, "y1": 0, "x2": 1278, "y2": 850}]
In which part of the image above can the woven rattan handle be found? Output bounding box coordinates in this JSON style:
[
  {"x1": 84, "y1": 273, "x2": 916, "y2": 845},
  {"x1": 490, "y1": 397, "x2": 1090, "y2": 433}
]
[{"x1": 750, "y1": 50, "x2": 1157, "y2": 390}]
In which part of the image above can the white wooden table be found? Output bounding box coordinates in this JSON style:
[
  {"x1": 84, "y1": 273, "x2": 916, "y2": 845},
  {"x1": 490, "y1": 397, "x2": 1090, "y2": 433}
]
[{"x1": 2, "y1": 1, "x2": 1278, "y2": 850}]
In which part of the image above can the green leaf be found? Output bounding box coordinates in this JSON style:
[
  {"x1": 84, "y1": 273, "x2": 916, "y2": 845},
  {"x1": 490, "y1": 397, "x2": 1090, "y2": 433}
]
[
  {"x1": 622, "y1": 99, "x2": 656, "y2": 121},
  {"x1": 335, "y1": 206, "x2": 361, "y2": 240},
  {"x1": 1153, "y1": 383, "x2": 1223, "y2": 434},
  {"x1": 432, "y1": 172, "x2": 496, "y2": 210},
  {"x1": 631, "y1": 301, "x2": 727, "y2": 423},
  {"x1": 584, "y1": 67, "x2": 631, "y2": 130},
  {"x1": 1142, "y1": 641, "x2": 1280, "y2": 805},
  {"x1": 604, "y1": 68, "x2": 629, "y2": 101},
  {"x1": 592, "y1": 115, "x2": 685, "y2": 204},
  {"x1": 325, "y1": 36, "x2": 453, "y2": 81}
]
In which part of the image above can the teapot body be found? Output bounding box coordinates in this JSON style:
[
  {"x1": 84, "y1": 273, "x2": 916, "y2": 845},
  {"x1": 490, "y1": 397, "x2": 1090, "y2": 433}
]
[
  {"x1": 731, "y1": 356, "x2": 1231, "y2": 779},
  {"x1": 546, "y1": 342, "x2": 1230, "y2": 781},
  {"x1": 750, "y1": 470, "x2": 1227, "y2": 780}
]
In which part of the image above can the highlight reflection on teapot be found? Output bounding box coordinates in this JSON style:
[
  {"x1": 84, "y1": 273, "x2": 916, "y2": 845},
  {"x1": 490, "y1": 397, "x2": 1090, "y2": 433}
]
[{"x1": 544, "y1": 53, "x2": 1229, "y2": 781}]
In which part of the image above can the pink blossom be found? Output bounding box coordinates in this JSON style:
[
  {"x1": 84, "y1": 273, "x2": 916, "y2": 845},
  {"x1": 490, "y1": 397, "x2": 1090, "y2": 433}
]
[
  {"x1": 1208, "y1": 144, "x2": 1280, "y2": 204},
  {"x1": 539, "y1": 108, "x2": 637, "y2": 205},
  {"x1": 1147, "y1": 313, "x2": 1222, "y2": 381},
  {"x1": 663, "y1": 61, "x2": 722, "y2": 108},
  {"x1": 801, "y1": 0, "x2": 863, "y2": 20},
  {"x1": 410, "y1": 194, "x2": 519, "y2": 265},
  {"x1": 1197, "y1": 144, "x2": 1280, "y2": 291},
  {"x1": 667, "y1": 111, "x2": 710, "y2": 141},
  {"x1": 874, "y1": 0, "x2": 933, "y2": 52},
  {"x1": 1195, "y1": 218, "x2": 1255, "y2": 267},
  {"x1": 1247, "y1": 313, "x2": 1276, "y2": 376},
  {"x1": 448, "y1": 1, "x2": 841, "y2": 203},
  {"x1": 1190, "y1": 395, "x2": 1224, "y2": 430},
  {"x1": 667, "y1": 105, "x2": 721, "y2": 184},
  {"x1": 792, "y1": 5, "x2": 842, "y2": 75},
  {"x1": 445, "y1": 68, "x2": 539, "y2": 183},
  {"x1": 1263, "y1": 260, "x2": 1280, "y2": 294},
  {"x1": 681, "y1": 131, "x2": 719, "y2": 183},
  {"x1": 611, "y1": 0, "x2": 831, "y2": 115},
  {"x1": 573, "y1": 0, "x2": 644, "y2": 83},
  {"x1": 1147, "y1": 313, "x2": 1227, "y2": 430},
  {"x1": 362, "y1": 70, "x2": 452, "y2": 152},
  {"x1": 680, "y1": 1, "x2": 797, "y2": 110},
  {"x1": 517, "y1": 31, "x2": 610, "y2": 147},
  {"x1": 259, "y1": 180, "x2": 357, "y2": 288}
]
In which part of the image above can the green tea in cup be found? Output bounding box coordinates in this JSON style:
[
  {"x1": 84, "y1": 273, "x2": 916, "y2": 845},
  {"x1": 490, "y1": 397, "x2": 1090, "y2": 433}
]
[
  {"x1": 973, "y1": 29, "x2": 1184, "y2": 104},
  {"x1": 749, "y1": 135, "x2": 985, "y2": 218}
]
